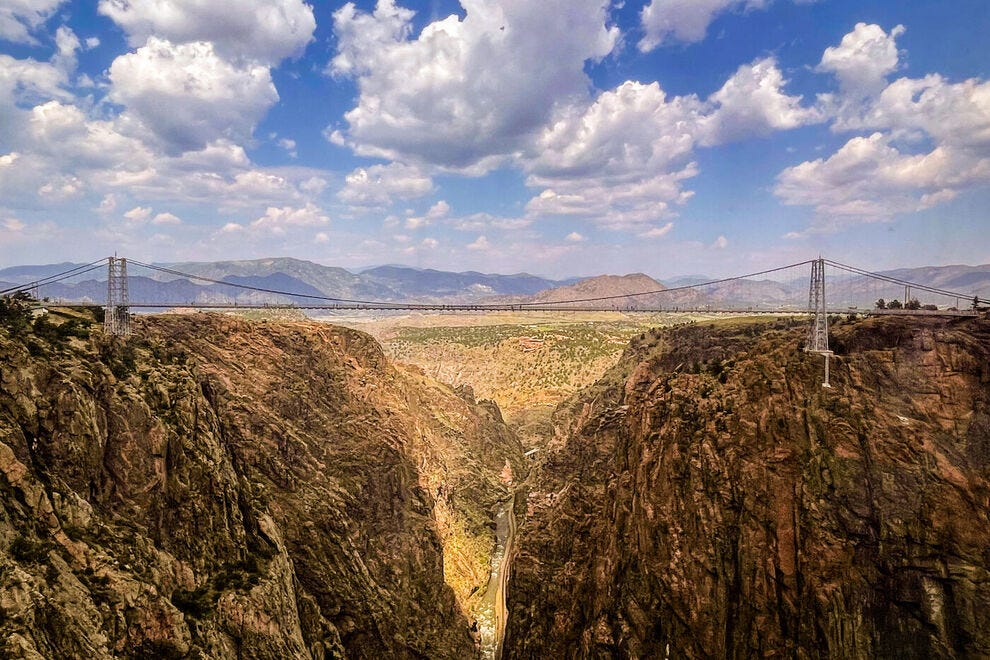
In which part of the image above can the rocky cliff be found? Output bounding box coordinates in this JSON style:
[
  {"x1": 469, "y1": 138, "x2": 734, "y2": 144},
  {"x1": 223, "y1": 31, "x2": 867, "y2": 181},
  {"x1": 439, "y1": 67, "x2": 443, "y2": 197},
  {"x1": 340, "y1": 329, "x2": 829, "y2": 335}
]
[
  {"x1": 505, "y1": 315, "x2": 990, "y2": 658},
  {"x1": 0, "y1": 312, "x2": 524, "y2": 659}
]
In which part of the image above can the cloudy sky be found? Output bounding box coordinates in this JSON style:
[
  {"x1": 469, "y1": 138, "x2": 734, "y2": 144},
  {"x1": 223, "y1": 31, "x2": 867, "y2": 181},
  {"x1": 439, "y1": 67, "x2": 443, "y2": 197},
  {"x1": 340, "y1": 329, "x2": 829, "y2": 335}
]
[{"x1": 0, "y1": 0, "x2": 987, "y2": 277}]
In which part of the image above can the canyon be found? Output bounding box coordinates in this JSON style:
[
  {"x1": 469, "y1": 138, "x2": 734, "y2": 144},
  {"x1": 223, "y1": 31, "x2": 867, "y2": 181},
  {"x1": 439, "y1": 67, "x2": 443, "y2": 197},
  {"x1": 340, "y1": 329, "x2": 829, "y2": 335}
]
[{"x1": 1, "y1": 305, "x2": 988, "y2": 658}]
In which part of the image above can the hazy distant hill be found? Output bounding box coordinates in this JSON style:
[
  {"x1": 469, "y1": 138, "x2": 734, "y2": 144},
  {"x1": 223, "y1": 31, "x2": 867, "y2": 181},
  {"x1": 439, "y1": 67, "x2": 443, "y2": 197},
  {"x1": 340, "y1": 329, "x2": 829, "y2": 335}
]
[
  {"x1": 219, "y1": 273, "x2": 329, "y2": 300},
  {"x1": 0, "y1": 262, "x2": 87, "y2": 285},
  {"x1": 38, "y1": 276, "x2": 222, "y2": 305},
  {"x1": 857, "y1": 264, "x2": 990, "y2": 303},
  {"x1": 524, "y1": 274, "x2": 668, "y2": 307},
  {"x1": 163, "y1": 257, "x2": 396, "y2": 301},
  {"x1": 362, "y1": 265, "x2": 566, "y2": 298}
]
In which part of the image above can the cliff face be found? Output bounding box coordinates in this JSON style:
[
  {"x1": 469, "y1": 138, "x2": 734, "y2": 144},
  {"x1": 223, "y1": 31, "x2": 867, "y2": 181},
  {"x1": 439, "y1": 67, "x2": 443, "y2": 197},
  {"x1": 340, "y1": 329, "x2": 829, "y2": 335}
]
[
  {"x1": 505, "y1": 316, "x2": 990, "y2": 658},
  {"x1": 0, "y1": 313, "x2": 523, "y2": 659}
]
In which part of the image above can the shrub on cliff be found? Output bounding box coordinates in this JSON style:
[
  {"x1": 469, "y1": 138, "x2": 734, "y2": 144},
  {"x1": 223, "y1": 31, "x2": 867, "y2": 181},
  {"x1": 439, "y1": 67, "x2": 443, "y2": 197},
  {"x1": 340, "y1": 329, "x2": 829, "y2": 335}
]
[
  {"x1": 100, "y1": 340, "x2": 139, "y2": 379},
  {"x1": 0, "y1": 292, "x2": 33, "y2": 335},
  {"x1": 171, "y1": 586, "x2": 214, "y2": 619},
  {"x1": 32, "y1": 315, "x2": 90, "y2": 345},
  {"x1": 9, "y1": 534, "x2": 50, "y2": 563}
]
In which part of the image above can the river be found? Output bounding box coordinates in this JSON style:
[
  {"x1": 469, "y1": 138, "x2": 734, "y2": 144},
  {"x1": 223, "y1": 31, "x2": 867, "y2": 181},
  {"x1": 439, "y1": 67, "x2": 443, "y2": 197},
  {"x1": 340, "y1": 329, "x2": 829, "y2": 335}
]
[{"x1": 478, "y1": 497, "x2": 517, "y2": 659}]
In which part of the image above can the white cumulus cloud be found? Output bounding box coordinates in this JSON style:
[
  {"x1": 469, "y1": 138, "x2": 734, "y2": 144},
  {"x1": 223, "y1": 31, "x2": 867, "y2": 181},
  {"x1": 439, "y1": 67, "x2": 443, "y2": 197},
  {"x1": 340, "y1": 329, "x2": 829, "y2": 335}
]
[
  {"x1": 37, "y1": 173, "x2": 82, "y2": 198},
  {"x1": 818, "y1": 23, "x2": 905, "y2": 96},
  {"x1": 0, "y1": 215, "x2": 58, "y2": 246},
  {"x1": 639, "y1": 0, "x2": 767, "y2": 51},
  {"x1": 248, "y1": 203, "x2": 329, "y2": 235},
  {"x1": 97, "y1": 0, "x2": 315, "y2": 63},
  {"x1": 2, "y1": 217, "x2": 26, "y2": 232},
  {"x1": 0, "y1": 53, "x2": 71, "y2": 112},
  {"x1": 277, "y1": 137, "x2": 297, "y2": 158},
  {"x1": 52, "y1": 25, "x2": 81, "y2": 74},
  {"x1": 123, "y1": 205, "x2": 151, "y2": 221},
  {"x1": 327, "y1": 1, "x2": 819, "y2": 234},
  {"x1": 152, "y1": 211, "x2": 181, "y2": 225},
  {"x1": 329, "y1": 0, "x2": 619, "y2": 171},
  {"x1": 640, "y1": 222, "x2": 674, "y2": 238},
  {"x1": 337, "y1": 162, "x2": 433, "y2": 208},
  {"x1": 524, "y1": 58, "x2": 815, "y2": 230},
  {"x1": 108, "y1": 38, "x2": 278, "y2": 153},
  {"x1": 0, "y1": 97, "x2": 320, "y2": 219},
  {"x1": 524, "y1": 81, "x2": 702, "y2": 230},
  {"x1": 97, "y1": 193, "x2": 117, "y2": 213},
  {"x1": 300, "y1": 176, "x2": 328, "y2": 195},
  {"x1": 776, "y1": 24, "x2": 990, "y2": 229},
  {"x1": 775, "y1": 132, "x2": 983, "y2": 229},
  {"x1": 426, "y1": 200, "x2": 450, "y2": 219},
  {"x1": 700, "y1": 57, "x2": 821, "y2": 145},
  {"x1": 467, "y1": 235, "x2": 490, "y2": 251},
  {"x1": 637, "y1": 0, "x2": 820, "y2": 52},
  {"x1": 0, "y1": 0, "x2": 65, "y2": 44}
]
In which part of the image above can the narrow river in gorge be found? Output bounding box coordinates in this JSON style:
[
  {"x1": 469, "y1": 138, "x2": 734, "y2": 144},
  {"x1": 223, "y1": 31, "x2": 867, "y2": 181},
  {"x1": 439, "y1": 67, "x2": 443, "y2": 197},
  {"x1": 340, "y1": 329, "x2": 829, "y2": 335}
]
[{"x1": 478, "y1": 497, "x2": 517, "y2": 659}]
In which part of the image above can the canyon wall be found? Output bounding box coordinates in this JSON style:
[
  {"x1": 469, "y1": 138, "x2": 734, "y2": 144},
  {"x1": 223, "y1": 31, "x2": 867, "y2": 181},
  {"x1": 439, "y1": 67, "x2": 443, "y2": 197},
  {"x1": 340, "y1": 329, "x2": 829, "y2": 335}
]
[
  {"x1": 506, "y1": 316, "x2": 990, "y2": 658},
  {"x1": 0, "y1": 313, "x2": 523, "y2": 659}
]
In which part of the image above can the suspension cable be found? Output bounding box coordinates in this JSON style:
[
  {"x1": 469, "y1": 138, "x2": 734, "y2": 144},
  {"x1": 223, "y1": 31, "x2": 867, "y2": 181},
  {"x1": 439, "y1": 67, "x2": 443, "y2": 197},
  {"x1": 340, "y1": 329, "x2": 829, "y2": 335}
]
[
  {"x1": 825, "y1": 259, "x2": 988, "y2": 305},
  {"x1": 128, "y1": 259, "x2": 817, "y2": 309},
  {"x1": 0, "y1": 258, "x2": 109, "y2": 296}
]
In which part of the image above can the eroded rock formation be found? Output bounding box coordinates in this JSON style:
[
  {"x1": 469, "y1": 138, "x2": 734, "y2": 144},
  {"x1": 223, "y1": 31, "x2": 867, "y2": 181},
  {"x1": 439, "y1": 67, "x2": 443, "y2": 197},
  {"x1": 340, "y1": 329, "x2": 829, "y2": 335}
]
[
  {"x1": 0, "y1": 314, "x2": 523, "y2": 659},
  {"x1": 506, "y1": 316, "x2": 990, "y2": 658}
]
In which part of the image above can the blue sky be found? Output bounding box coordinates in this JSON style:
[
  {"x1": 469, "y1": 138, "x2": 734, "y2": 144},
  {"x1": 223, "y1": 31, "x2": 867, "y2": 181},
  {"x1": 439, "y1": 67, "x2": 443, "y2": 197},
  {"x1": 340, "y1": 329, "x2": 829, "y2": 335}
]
[{"x1": 0, "y1": 0, "x2": 987, "y2": 277}]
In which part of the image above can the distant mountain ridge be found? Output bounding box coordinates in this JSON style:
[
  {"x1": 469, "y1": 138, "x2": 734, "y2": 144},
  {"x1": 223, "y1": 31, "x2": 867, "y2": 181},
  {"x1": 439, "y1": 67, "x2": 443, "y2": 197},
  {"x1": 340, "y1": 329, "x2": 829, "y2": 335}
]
[
  {"x1": 520, "y1": 274, "x2": 668, "y2": 308},
  {"x1": 361, "y1": 265, "x2": 575, "y2": 298},
  {"x1": 510, "y1": 263, "x2": 990, "y2": 310},
  {"x1": 0, "y1": 262, "x2": 87, "y2": 284},
  {"x1": 0, "y1": 257, "x2": 571, "y2": 306}
]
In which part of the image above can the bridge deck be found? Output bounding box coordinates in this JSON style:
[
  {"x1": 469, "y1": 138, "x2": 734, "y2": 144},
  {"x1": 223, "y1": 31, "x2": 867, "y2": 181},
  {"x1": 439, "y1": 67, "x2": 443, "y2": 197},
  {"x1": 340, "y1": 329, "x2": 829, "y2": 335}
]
[{"x1": 37, "y1": 302, "x2": 980, "y2": 316}]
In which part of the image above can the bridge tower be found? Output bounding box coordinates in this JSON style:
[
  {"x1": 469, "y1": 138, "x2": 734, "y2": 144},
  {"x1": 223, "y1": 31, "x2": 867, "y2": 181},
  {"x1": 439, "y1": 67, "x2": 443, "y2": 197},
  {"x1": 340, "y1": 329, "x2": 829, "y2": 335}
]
[
  {"x1": 805, "y1": 257, "x2": 832, "y2": 387},
  {"x1": 104, "y1": 256, "x2": 131, "y2": 336}
]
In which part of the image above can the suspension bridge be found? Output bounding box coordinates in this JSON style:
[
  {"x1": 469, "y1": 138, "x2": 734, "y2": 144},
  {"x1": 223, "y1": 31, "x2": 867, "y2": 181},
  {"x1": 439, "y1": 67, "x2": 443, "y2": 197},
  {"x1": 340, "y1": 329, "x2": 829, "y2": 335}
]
[{"x1": 1, "y1": 255, "x2": 985, "y2": 339}]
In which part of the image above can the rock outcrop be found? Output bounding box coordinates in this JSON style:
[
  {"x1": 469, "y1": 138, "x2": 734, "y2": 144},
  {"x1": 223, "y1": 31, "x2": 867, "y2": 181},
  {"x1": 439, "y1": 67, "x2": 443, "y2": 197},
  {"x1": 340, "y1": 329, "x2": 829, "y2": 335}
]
[
  {"x1": 505, "y1": 315, "x2": 990, "y2": 658},
  {"x1": 0, "y1": 313, "x2": 523, "y2": 659}
]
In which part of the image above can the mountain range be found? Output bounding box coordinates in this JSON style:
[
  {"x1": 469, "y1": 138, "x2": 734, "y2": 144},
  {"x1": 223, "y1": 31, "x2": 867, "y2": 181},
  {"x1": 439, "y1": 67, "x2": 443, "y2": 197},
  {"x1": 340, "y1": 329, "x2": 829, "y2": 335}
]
[
  {"x1": 0, "y1": 258, "x2": 573, "y2": 306},
  {"x1": 2, "y1": 258, "x2": 988, "y2": 310}
]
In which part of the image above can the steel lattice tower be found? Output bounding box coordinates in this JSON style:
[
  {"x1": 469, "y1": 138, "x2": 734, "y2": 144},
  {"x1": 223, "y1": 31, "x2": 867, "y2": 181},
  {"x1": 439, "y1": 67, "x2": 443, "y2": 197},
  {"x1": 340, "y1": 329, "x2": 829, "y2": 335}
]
[
  {"x1": 104, "y1": 256, "x2": 131, "y2": 336},
  {"x1": 806, "y1": 257, "x2": 828, "y2": 352},
  {"x1": 805, "y1": 257, "x2": 832, "y2": 387}
]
